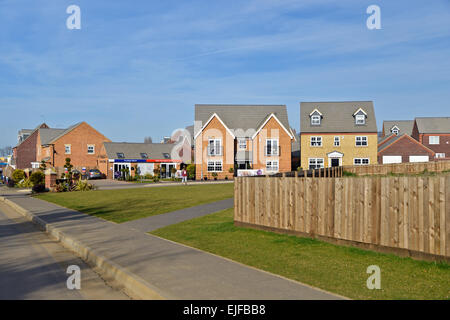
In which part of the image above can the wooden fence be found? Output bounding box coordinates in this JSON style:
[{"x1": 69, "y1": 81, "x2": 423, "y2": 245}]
[
  {"x1": 234, "y1": 174, "x2": 450, "y2": 260},
  {"x1": 344, "y1": 160, "x2": 450, "y2": 176}
]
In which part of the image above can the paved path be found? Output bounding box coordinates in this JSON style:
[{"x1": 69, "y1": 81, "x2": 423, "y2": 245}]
[
  {"x1": 121, "y1": 198, "x2": 234, "y2": 232},
  {"x1": 0, "y1": 188, "x2": 342, "y2": 300},
  {"x1": 0, "y1": 201, "x2": 128, "y2": 300},
  {"x1": 89, "y1": 179, "x2": 233, "y2": 190}
]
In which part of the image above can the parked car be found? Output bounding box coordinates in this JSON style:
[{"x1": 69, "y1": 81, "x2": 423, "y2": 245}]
[{"x1": 87, "y1": 169, "x2": 103, "y2": 180}]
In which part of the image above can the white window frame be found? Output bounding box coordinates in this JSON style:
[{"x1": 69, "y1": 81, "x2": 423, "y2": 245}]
[
  {"x1": 310, "y1": 136, "x2": 322, "y2": 147},
  {"x1": 334, "y1": 136, "x2": 340, "y2": 147},
  {"x1": 207, "y1": 160, "x2": 223, "y2": 172},
  {"x1": 429, "y1": 136, "x2": 440, "y2": 145},
  {"x1": 354, "y1": 158, "x2": 370, "y2": 165},
  {"x1": 266, "y1": 160, "x2": 279, "y2": 172},
  {"x1": 238, "y1": 138, "x2": 247, "y2": 150},
  {"x1": 311, "y1": 115, "x2": 321, "y2": 126},
  {"x1": 355, "y1": 136, "x2": 368, "y2": 147},
  {"x1": 308, "y1": 158, "x2": 324, "y2": 169},
  {"x1": 87, "y1": 144, "x2": 95, "y2": 154},
  {"x1": 65, "y1": 144, "x2": 71, "y2": 155},
  {"x1": 265, "y1": 138, "x2": 279, "y2": 156},
  {"x1": 208, "y1": 139, "x2": 222, "y2": 156},
  {"x1": 355, "y1": 114, "x2": 365, "y2": 125},
  {"x1": 435, "y1": 153, "x2": 445, "y2": 158}
]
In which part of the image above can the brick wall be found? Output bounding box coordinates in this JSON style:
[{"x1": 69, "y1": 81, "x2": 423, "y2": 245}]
[
  {"x1": 15, "y1": 129, "x2": 39, "y2": 169},
  {"x1": 378, "y1": 135, "x2": 435, "y2": 163}
]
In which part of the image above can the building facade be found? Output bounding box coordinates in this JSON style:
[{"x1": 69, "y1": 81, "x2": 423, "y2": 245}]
[
  {"x1": 300, "y1": 101, "x2": 378, "y2": 169},
  {"x1": 411, "y1": 117, "x2": 450, "y2": 160},
  {"x1": 194, "y1": 104, "x2": 295, "y2": 180}
]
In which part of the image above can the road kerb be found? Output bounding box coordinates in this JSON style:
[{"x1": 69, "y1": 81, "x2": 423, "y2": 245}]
[{"x1": 0, "y1": 195, "x2": 169, "y2": 300}]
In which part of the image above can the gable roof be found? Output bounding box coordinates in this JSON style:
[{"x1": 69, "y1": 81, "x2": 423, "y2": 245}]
[
  {"x1": 382, "y1": 120, "x2": 414, "y2": 136},
  {"x1": 194, "y1": 104, "x2": 292, "y2": 138},
  {"x1": 378, "y1": 134, "x2": 436, "y2": 154},
  {"x1": 300, "y1": 101, "x2": 377, "y2": 133},
  {"x1": 415, "y1": 117, "x2": 450, "y2": 134},
  {"x1": 16, "y1": 123, "x2": 49, "y2": 147},
  {"x1": 39, "y1": 128, "x2": 68, "y2": 145},
  {"x1": 103, "y1": 142, "x2": 177, "y2": 160}
]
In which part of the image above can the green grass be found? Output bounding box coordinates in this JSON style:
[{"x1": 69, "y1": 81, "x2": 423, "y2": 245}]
[
  {"x1": 36, "y1": 183, "x2": 234, "y2": 223},
  {"x1": 152, "y1": 209, "x2": 450, "y2": 300}
]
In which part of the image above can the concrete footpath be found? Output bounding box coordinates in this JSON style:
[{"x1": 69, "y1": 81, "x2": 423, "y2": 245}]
[
  {"x1": 121, "y1": 198, "x2": 234, "y2": 232},
  {"x1": 0, "y1": 189, "x2": 344, "y2": 300}
]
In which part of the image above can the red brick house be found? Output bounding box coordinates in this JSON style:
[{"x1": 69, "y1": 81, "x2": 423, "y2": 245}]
[
  {"x1": 14, "y1": 122, "x2": 110, "y2": 171},
  {"x1": 194, "y1": 104, "x2": 295, "y2": 180},
  {"x1": 378, "y1": 134, "x2": 435, "y2": 164},
  {"x1": 36, "y1": 122, "x2": 111, "y2": 170},
  {"x1": 13, "y1": 123, "x2": 49, "y2": 169},
  {"x1": 411, "y1": 117, "x2": 450, "y2": 160}
]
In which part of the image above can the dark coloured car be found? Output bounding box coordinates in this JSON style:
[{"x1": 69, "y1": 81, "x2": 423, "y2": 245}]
[{"x1": 88, "y1": 169, "x2": 103, "y2": 180}]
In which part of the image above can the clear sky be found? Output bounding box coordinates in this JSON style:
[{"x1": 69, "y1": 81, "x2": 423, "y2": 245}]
[{"x1": 0, "y1": 0, "x2": 449, "y2": 147}]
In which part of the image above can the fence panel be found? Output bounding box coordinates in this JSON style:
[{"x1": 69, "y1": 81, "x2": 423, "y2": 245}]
[{"x1": 235, "y1": 174, "x2": 450, "y2": 260}]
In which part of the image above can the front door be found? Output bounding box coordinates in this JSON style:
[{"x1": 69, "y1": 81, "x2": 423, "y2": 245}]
[{"x1": 331, "y1": 158, "x2": 340, "y2": 167}]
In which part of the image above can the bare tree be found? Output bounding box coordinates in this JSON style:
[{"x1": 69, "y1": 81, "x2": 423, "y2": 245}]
[
  {"x1": 0, "y1": 146, "x2": 12, "y2": 157},
  {"x1": 144, "y1": 136, "x2": 153, "y2": 144}
]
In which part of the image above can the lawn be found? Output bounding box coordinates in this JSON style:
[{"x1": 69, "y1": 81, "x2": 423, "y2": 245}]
[
  {"x1": 36, "y1": 183, "x2": 234, "y2": 223},
  {"x1": 152, "y1": 209, "x2": 450, "y2": 300}
]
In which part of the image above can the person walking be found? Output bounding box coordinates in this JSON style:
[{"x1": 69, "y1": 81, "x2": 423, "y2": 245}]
[{"x1": 181, "y1": 167, "x2": 188, "y2": 185}]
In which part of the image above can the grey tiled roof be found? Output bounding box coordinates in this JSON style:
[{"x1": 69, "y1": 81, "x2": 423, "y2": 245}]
[
  {"x1": 382, "y1": 120, "x2": 414, "y2": 136},
  {"x1": 103, "y1": 142, "x2": 176, "y2": 160},
  {"x1": 415, "y1": 117, "x2": 450, "y2": 134},
  {"x1": 300, "y1": 101, "x2": 377, "y2": 133},
  {"x1": 39, "y1": 128, "x2": 67, "y2": 145},
  {"x1": 194, "y1": 104, "x2": 292, "y2": 138},
  {"x1": 378, "y1": 134, "x2": 403, "y2": 151}
]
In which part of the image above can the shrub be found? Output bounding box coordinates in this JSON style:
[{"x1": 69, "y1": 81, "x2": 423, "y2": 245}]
[
  {"x1": 186, "y1": 164, "x2": 196, "y2": 179},
  {"x1": 32, "y1": 184, "x2": 46, "y2": 193},
  {"x1": 30, "y1": 171, "x2": 45, "y2": 186},
  {"x1": 73, "y1": 179, "x2": 95, "y2": 191},
  {"x1": 12, "y1": 169, "x2": 25, "y2": 183},
  {"x1": 212, "y1": 172, "x2": 218, "y2": 180},
  {"x1": 55, "y1": 182, "x2": 69, "y2": 192},
  {"x1": 228, "y1": 167, "x2": 234, "y2": 174},
  {"x1": 144, "y1": 173, "x2": 153, "y2": 179},
  {"x1": 17, "y1": 178, "x2": 33, "y2": 188}
]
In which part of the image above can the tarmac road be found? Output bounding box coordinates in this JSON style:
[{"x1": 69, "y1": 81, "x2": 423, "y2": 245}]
[{"x1": 0, "y1": 201, "x2": 129, "y2": 300}]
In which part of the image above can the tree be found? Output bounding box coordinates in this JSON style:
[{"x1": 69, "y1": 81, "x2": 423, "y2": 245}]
[
  {"x1": 39, "y1": 160, "x2": 47, "y2": 171},
  {"x1": 144, "y1": 136, "x2": 153, "y2": 143},
  {"x1": 64, "y1": 158, "x2": 73, "y2": 180}
]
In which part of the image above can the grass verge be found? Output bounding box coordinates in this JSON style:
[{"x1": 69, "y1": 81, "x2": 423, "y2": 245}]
[
  {"x1": 36, "y1": 183, "x2": 234, "y2": 223},
  {"x1": 151, "y1": 209, "x2": 450, "y2": 300}
]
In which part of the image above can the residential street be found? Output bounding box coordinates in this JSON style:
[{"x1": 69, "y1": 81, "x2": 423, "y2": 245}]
[{"x1": 0, "y1": 201, "x2": 129, "y2": 300}]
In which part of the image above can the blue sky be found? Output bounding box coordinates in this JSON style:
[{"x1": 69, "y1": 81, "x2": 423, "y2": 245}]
[{"x1": 1, "y1": 0, "x2": 449, "y2": 147}]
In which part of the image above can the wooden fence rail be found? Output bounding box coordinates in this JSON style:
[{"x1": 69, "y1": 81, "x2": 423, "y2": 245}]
[
  {"x1": 234, "y1": 174, "x2": 450, "y2": 260},
  {"x1": 344, "y1": 160, "x2": 450, "y2": 176}
]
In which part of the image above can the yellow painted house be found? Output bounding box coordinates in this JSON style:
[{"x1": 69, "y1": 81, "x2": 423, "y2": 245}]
[{"x1": 300, "y1": 101, "x2": 378, "y2": 169}]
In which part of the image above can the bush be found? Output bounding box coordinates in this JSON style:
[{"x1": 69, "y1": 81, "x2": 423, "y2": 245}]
[
  {"x1": 211, "y1": 172, "x2": 218, "y2": 180},
  {"x1": 73, "y1": 179, "x2": 95, "y2": 191},
  {"x1": 32, "y1": 184, "x2": 46, "y2": 193},
  {"x1": 12, "y1": 169, "x2": 25, "y2": 183},
  {"x1": 17, "y1": 178, "x2": 33, "y2": 188},
  {"x1": 30, "y1": 171, "x2": 45, "y2": 185},
  {"x1": 144, "y1": 173, "x2": 153, "y2": 179},
  {"x1": 55, "y1": 182, "x2": 69, "y2": 192},
  {"x1": 186, "y1": 164, "x2": 196, "y2": 179}
]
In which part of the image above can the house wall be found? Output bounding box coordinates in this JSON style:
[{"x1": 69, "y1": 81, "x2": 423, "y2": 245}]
[
  {"x1": 300, "y1": 133, "x2": 378, "y2": 168},
  {"x1": 15, "y1": 129, "x2": 39, "y2": 169},
  {"x1": 37, "y1": 122, "x2": 110, "y2": 170},
  {"x1": 378, "y1": 136, "x2": 435, "y2": 163},
  {"x1": 195, "y1": 116, "x2": 235, "y2": 180},
  {"x1": 251, "y1": 116, "x2": 292, "y2": 173},
  {"x1": 419, "y1": 134, "x2": 450, "y2": 159}
]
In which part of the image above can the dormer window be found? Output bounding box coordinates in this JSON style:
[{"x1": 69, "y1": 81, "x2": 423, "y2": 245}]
[
  {"x1": 309, "y1": 108, "x2": 322, "y2": 126},
  {"x1": 353, "y1": 108, "x2": 367, "y2": 125},
  {"x1": 355, "y1": 114, "x2": 365, "y2": 125},
  {"x1": 140, "y1": 153, "x2": 148, "y2": 159},
  {"x1": 390, "y1": 126, "x2": 399, "y2": 135},
  {"x1": 311, "y1": 115, "x2": 321, "y2": 125},
  {"x1": 117, "y1": 152, "x2": 125, "y2": 159}
]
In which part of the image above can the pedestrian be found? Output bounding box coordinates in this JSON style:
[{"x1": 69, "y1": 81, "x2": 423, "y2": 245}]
[{"x1": 182, "y1": 167, "x2": 188, "y2": 185}]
